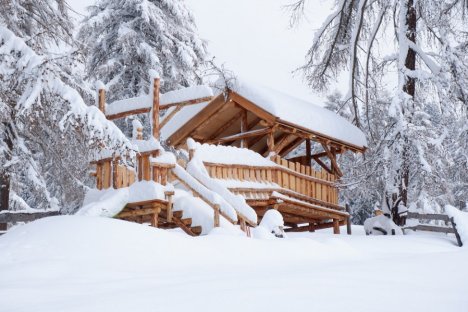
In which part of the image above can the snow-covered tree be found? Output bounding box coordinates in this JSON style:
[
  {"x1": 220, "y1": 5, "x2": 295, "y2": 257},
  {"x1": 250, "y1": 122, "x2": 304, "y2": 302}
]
[
  {"x1": 78, "y1": 0, "x2": 207, "y2": 102},
  {"x1": 290, "y1": 0, "x2": 468, "y2": 224},
  {"x1": 0, "y1": 2, "x2": 131, "y2": 216}
]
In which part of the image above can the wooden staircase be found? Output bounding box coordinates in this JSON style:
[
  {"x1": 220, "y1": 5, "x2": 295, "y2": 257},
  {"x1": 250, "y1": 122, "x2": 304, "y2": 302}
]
[{"x1": 115, "y1": 197, "x2": 203, "y2": 236}]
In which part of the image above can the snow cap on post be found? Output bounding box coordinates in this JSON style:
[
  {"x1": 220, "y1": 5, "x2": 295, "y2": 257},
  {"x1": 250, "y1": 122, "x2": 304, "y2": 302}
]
[
  {"x1": 132, "y1": 118, "x2": 143, "y2": 140},
  {"x1": 96, "y1": 81, "x2": 106, "y2": 114}
]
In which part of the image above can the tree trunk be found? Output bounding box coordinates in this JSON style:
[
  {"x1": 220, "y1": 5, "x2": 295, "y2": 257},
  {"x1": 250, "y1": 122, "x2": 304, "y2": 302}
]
[
  {"x1": 0, "y1": 122, "x2": 14, "y2": 231},
  {"x1": 393, "y1": 0, "x2": 416, "y2": 226}
]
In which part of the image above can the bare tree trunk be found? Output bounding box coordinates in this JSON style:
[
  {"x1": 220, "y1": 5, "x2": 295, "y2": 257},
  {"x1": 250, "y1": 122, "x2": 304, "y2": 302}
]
[
  {"x1": 392, "y1": 0, "x2": 416, "y2": 226},
  {"x1": 0, "y1": 122, "x2": 14, "y2": 231},
  {"x1": 394, "y1": 0, "x2": 416, "y2": 226}
]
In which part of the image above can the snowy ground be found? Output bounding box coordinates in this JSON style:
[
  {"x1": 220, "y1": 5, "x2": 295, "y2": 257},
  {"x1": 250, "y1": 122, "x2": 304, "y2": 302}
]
[{"x1": 0, "y1": 216, "x2": 467, "y2": 312}]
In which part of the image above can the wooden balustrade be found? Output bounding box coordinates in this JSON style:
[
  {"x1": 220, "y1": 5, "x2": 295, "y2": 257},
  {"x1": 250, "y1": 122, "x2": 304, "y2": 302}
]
[
  {"x1": 94, "y1": 150, "x2": 173, "y2": 190},
  {"x1": 203, "y1": 155, "x2": 339, "y2": 206}
]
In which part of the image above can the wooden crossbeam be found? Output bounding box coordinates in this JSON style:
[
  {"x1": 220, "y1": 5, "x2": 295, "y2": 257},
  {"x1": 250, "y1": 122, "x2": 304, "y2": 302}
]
[
  {"x1": 205, "y1": 104, "x2": 242, "y2": 141},
  {"x1": 106, "y1": 96, "x2": 212, "y2": 121},
  {"x1": 279, "y1": 137, "x2": 304, "y2": 157},
  {"x1": 159, "y1": 104, "x2": 183, "y2": 130},
  {"x1": 106, "y1": 107, "x2": 151, "y2": 120},
  {"x1": 320, "y1": 142, "x2": 343, "y2": 177},
  {"x1": 312, "y1": 155, "x2": 333, "y2": 174},
  {"x1": 159, "y1": 96, "x2": 213, "y2": 110},
  {"x1": 209, "y1": 127, "x2": 272, "y2": 145},
  {"x1": 274, "y1": 133, "x2": 296, "y2": 155}
]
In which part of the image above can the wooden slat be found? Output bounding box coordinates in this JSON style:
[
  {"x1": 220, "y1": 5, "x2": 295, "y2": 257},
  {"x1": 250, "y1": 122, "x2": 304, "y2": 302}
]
[
  {"x1": 0, "y1": 211, "x2": 60, "y2": 223},
  {"x1": 406, "y1": 212, "x2": 450, "y2": 222}
]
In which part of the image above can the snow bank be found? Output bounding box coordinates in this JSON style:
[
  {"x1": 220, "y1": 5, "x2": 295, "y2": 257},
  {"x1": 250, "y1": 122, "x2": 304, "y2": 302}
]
[
  {"x1": 186, "y1": 156, "x2": 257, "y2": 224},
  {"x1": 0, "y1": 216, "x2": 466, "y2": 312},
  {"x1": 76, "y1": 188, "x2": 129, "y2": 217},
  {"x1": 189, "y1": 140, "x2": 276, "y2": 166},
  {"x1": 446, "y1": 205, "x2": 468, "y2": 246},
  {"x1": 231, "y1": 79, "x2": 367, "y2": 149}
]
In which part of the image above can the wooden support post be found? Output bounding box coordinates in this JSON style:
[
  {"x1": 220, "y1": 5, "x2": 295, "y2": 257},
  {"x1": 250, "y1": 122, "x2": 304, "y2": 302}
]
[
  {"x1": 333, "y1": 219, "x2": 340, "y2": 234},
  {"x1": 214, "y1": 204, "x2": 220, "y2": 227},
  {"x1": 151, "y1": 204, "x2": 160, "y2": 228},
  {"x1": 152, "y1": 78, "x2": 160, "y2": 140},
  {"x1": 240, "y1": 109, "x2": 248, "y2": 148},
  {"x1": 240, "y1": 218, "x2": 247, "y2": 232},
  {"x1": 189, "y1": 148, "x2": 195, "y2": 161},
  {"x1": 98, "y1": 88, "x2": 106, "y2": 114},
  {"x1": 112, "y1": 159, "x2": 118, "y2": 189},
  {"x1": 346, "y1": 204, "x2": 352, "y2": 235},
  {"x1": 165, "y1": 191, "x2": 174, "y2": 223},
  {"x1": 267, "y1": 128, "x2": 275, "y2": 156},
  {"x1": 308, "y1": 223, "x2": 315, "y2": 232},
  {"x1": 306, "y1": 139, "x2": 312, "y2": 167}
]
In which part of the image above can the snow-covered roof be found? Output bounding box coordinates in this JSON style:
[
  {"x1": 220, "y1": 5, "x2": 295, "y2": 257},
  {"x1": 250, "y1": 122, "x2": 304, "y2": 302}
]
[
  {"x1": 231, "y1": 80, "x2": 367, "y2": 149},
  {"x1": 191, "y1": 141, "x2": 277, "y2": 167},
  {"x1": 105, "y1": 85, "x2": 213, "y2": 117}
]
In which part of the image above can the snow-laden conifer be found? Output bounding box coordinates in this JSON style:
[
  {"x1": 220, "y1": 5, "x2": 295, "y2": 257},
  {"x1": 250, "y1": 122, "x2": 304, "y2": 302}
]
[{"x1": 78, "y1": 0, "x2": 207, "y2": 102}]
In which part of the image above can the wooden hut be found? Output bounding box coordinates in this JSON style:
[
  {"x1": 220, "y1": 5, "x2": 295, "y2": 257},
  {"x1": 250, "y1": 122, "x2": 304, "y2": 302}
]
[{"x1": 90, "y1": 78, "x2": 367, "y2": 235}]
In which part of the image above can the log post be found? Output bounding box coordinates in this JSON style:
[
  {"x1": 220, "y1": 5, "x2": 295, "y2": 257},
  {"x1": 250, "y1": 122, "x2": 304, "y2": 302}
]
[
  {"x1": 333, "y1": 219, "x2": 340, "y2": 234},
  {"x1": 151, "y1": 204, "x2": 160, "y2": 228},
  {"x1": 98, "y1": 88, "x2": 106, "y2": 114},
  {"x1": 346, "y1": 204, "x2": 352, "y2": 235},
  {"x1": 214, "y1": 204, "x2": 220, "y2": 227},
  {"x1": 306, "y1": 139, "x2": 312, "y2": 166},
  {"x1": 112, "y1": 159, "x2": 119, "y2": 189},
  {"x1": 165, "y1": 191, "x2": 174, "y2": 223},
  {"x1": 240, "y1": 218, "x2": 247, "y2": 232},
  {"x1": 240, "y1": 109, "x2": 248, "y2": 148},
  {"x1": 267, "y1": 128, "x2": 275, "y2": 156},
  {"x1": 152, "y1": 78, "x2": 160, "y2": 140}
]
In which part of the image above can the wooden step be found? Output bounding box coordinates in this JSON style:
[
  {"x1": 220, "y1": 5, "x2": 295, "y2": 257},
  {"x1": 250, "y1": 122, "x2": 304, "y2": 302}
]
[
  {"x1": 173, "y1": 210, "x2": 183, "y2": 219},
  {"x1": 190, "y1": 226, "x2": 202, "y2": 235},
  {"x1": 181, "y1": 218, "x2": 192, "y2": 226}
]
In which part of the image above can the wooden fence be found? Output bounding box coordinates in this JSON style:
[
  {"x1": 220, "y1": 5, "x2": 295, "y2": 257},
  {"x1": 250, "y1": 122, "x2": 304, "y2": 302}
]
[
  {"x1": 404, "y1": 212, "x2": 463, "y2": 247},
  {"x1": 203, "y1": 155, "x2": 338, "y2": 206}
]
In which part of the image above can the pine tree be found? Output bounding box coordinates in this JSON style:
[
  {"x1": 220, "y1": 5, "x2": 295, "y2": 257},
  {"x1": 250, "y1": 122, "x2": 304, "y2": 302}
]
[
  {"x1": 78, "y1": 0, "x2": 207, "y2": 102},
  {"x1": 290, "y1": 0, "x2": 468, "y2": 224}
]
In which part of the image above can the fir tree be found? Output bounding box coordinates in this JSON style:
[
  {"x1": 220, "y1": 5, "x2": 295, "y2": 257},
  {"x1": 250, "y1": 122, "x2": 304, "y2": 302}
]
[{"x1": 78, "y1": 0, "x2": 207, "y2": 102}]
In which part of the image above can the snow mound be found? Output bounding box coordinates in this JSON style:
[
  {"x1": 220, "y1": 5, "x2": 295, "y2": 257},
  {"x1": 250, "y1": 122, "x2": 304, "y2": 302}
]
[
  {"x1": 259, "y1": 209, "x2": 285, "y2": 238},
  {"x1": 364, "y1": 215, "x2": 403, "y2": 235},
  {"x1": 446, "y1": 205, "x2": 468, "y2": 246},
  {"x1": 76, "y1": 188, "x2": 129, "y2": 217}
]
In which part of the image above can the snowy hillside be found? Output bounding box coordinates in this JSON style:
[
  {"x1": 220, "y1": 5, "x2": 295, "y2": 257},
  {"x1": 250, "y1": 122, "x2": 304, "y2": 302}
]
[{"x1": 1, "y1": 216, "x2": 467, "y2": 312}]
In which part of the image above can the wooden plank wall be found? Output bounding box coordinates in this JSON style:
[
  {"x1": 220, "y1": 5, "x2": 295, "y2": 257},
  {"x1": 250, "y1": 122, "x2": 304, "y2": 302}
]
[{"x1": 204, "y1": 155, "x2": 339, "y2": 205}]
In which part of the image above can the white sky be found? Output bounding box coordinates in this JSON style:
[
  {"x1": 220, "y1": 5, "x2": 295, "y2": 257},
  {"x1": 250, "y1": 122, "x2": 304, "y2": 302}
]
[{"x1": 69, "y1": 0, "x2": 334, "y2": 104}]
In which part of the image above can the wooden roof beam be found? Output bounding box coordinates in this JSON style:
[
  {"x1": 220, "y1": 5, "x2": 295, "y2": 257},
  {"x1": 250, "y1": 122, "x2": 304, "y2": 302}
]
[
  {"x1": 208, "y1": 127, "x2": 272, "y2": 145},
  {"x1": 205, "y1": 107, "x2": 243, "y2": 142}
]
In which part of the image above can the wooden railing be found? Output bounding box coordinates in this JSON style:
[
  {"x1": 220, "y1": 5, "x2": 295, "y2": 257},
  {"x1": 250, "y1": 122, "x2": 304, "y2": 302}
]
[
  {"x1": 203, "y1": 155, "x2": 339, "y2": 206},
  {"x1": 93, "y1": 149, "x2": 173, "y2": 190}
]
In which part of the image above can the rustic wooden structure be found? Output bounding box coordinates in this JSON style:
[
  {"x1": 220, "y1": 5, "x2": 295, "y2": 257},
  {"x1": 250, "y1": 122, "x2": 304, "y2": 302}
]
[{"x1": 91, "y1": 79, "x2": 367, "y2": 235}]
